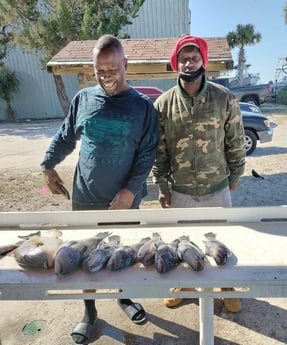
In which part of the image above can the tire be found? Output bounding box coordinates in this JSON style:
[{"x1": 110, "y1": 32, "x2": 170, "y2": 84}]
[
  {"x1": 244, "y1": 129, "x2": 257, "y2": 155},
  {"x1": 241, "y1": 97, "x2": 259, "y2": 106}
]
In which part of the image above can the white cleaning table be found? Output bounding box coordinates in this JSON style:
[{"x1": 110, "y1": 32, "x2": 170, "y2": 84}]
[{"x1": 0, "y1": 206, "x2": 287, "y2": 345}]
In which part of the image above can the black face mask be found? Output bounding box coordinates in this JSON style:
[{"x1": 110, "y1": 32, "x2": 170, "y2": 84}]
[{"x1": 179, "y1": 66, "x2": 205, "y2": 83}]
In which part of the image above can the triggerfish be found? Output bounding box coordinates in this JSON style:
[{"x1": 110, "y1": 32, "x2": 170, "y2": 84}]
[{"x1": 14, "y1": 229, "x2": 63, "y2": 269}]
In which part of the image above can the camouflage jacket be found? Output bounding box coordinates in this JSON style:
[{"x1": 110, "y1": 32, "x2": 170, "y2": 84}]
[{"x1": 152, "y1": 77, "x2": 246, "y2": 196}]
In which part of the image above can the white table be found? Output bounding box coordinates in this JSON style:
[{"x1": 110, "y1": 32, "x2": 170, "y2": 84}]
[{"x1": 0, "y1": 206, "x2": 287, "y2": 345}]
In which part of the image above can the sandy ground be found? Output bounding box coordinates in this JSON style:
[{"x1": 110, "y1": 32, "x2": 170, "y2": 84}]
[
  {"x1": 0, "y1": 105, "x2": 287, "y2": 345},
  {"x1": 0, "y1": 106, "x2": 286, "y2": 211}
]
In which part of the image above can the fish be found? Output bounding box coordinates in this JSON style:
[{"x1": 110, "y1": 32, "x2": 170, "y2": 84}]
[
  {"x1": 107, "y1": 237, "x2": 151, "y2": 271},
  {"x1": 177, "y1": 235, "x2": 205, "y2": 271},
  {"x1": 54, "y1": 231, "x2": 111, "y2": 275},
  {"x1": 55, "y1": 181, "x2": 70, "y2": 200},
  {"x1": 154, "y1": 238, "x2": 180, "y2": 273},
  {"x1": 137, "y1": 232, "x2": 163, "y2": 266},
  {"x1": 203, "y1": 232, "x2": 232, "y2": 265},
  {"x1": 0, "y1": 230, "x2": 41, "y2": 256},
  {"x1": 14, "y1": 229, "x2": 63, "y2": 269},
  {"x1": 82, "y1": 235, "x2": 121, "y2": 273},
  {"x1": 0, "y1": 243, "x2": 20, "y2": 256}
]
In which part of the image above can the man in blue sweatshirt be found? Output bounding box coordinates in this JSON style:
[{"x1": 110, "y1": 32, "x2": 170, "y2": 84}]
[{"x1": 41, "y1": 34, "x2": 159, "y2": 345}]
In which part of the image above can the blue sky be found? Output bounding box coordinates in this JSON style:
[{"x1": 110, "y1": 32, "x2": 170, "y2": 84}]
[{"x1": 189, "y1": 0, "x2": 287, "y2": 83}]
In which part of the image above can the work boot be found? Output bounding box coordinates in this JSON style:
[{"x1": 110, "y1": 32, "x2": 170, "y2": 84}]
[
  {"x1": 163, "y1": 288, "x2": 196, "y2": 307},
  {"x1": 221, "y1": 288, "x2": 241, "y2": 313}
]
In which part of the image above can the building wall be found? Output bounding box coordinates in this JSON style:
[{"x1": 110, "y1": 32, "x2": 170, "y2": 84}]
[
  {"x1": 0, "y1": 0, "x2": 190, "y2": 121},
  {"x1": 124, "y1": 0, "x2": 190, "y2": 91},
  {"x1": 0, "y1": 47, "x2": 79, "y2": 121},
  {"x1": 123, "y1": 0, "x2": 190, "y2": 38}
]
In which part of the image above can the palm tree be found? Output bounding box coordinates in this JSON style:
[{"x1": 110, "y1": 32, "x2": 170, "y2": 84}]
[
  {"x1": 0, "y1": 63, "x2": 19, "y2": 121},
  {"x1": 227, "y1": 24, "x2": 261, "y2": 86}
]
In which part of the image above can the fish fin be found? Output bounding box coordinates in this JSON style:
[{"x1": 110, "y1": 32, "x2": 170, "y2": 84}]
[
  {"x1": 179, "y1": 235, "x2": 189, "y2": 241},
  {"x1": 152, "y1": 232, "x2": 161, "y2": 239},
  {"x1": 95, "y1": 231, "x2": 112, "y2": 239},
  {"x1": 18, "y1": 230, "x2": 41, "y2": 239},
  {"x1": 108, "y1": 235, "x2": 121, "y2": 244},
  {"x1": 45, "y1": 229, "x2": 63, "y2": 238},
  {"x1": 96, "y1": 240, "x2": 106, "y2": 250},
  {"x1": 170, "y1": 238, "x2": 180, "y2": 246},
  {"x1": 204, "y1": 232, "x2": 216, "y2": 239},
  {"x1": 139, "y1": 237, "x2": 151, "y2": 245}
]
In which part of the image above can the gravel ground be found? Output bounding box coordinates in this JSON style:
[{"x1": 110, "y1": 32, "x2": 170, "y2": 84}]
[{"x1": 0, "y1": 105, "x2": 286, "y2": 212}]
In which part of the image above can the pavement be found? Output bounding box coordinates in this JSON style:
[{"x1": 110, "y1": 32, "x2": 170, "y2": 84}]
[{"x1": 0, "y1": 119, "x2": 287, "y2": 345}]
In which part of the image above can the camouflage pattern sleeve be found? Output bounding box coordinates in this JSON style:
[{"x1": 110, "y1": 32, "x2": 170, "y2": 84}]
[
  {"x1": 224, "y1": 96, "x2": 246, "y2": 183},
  {"x1": 152, "y1": 103, "x2": 171, "y2": 194}
]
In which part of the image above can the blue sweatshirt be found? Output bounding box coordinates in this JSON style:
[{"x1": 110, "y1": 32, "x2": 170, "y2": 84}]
[{"x1": 40, "y1": 85, "x2": 159, "y2": 207}]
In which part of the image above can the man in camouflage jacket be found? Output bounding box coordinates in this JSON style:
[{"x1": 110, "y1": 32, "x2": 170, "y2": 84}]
[{"x1": 152, "y1": 35, "x2": 246, "y2": 312}]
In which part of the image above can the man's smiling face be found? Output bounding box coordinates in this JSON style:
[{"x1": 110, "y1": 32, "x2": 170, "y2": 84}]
[{"x1": 94, "y1": 48, "x2": 128, "y2": 96}]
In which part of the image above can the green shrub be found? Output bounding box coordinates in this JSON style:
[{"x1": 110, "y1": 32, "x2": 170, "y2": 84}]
[{"x1": 277, "y1": 86, "x2": 287, "y2": 105}]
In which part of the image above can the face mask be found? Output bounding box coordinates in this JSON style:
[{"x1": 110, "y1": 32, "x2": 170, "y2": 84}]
[{"x1": 179, "y1": 66, "x2": 205, "y2": 83}]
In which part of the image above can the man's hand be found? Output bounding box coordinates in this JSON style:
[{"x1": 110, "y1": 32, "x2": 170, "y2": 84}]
[
  {"x1": 43, "y1": 169, "x2": 68, "y2": 197},
  {"x1": 159, "y1": 191, "x2": 171, "y2": 208},
  {"x1": 229, "y1": 182, "x2": 240, "y2": 191},
  {"x1": 109, "y1": 188, "x2": 135, "y2": 210}
]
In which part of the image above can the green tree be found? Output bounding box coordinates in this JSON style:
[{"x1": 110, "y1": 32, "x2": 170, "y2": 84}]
[
  {"x1": 0, "y1": 0, "x2": 145, "y2": 116},
  {"x1": 284, "y1": 2, "x2": 287, "y2": 23},
  {"x1": 0, "y1": 24, "x2": 13, "y2": 60},
  {"x1": 0, "y1": 23, "x2": 19, "y2": 121},
  {"x1": 0, "y1": 63, "x2": 19, "y2": 121},
  {"x1": 226, "y1": 24, "x2": 261, "y2": 86}
]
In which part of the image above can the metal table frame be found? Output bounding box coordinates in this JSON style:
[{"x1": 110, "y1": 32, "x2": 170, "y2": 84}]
[{"x1": 1, "y1": 206, "x2": 287, "y2": 345}]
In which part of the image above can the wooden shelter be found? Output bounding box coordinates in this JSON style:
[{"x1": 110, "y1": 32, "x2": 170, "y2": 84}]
[{"x1": 47, "y1": 37, "x2": 233, "y2": 87}]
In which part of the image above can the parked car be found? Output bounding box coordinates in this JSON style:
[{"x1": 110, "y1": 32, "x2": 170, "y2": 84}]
[
  {"x1": 239, "y1": 102, "x2": 274, "y2": 155},
  {"x1": 133, "y1": 86, "x2": 163, "y2": 102},
  {"x1": 134, "y1": 87, "x2": 275, "y2": 156}
]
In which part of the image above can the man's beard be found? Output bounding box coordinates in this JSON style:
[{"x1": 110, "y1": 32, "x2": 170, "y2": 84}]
[{"x1": 179, "y1": 66, "x2": 205, "y2": 83}]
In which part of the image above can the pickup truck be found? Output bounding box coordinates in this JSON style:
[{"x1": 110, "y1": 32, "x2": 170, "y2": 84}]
[{"x1": 209, "y1": 77, "x2": 271, "y2": 106}]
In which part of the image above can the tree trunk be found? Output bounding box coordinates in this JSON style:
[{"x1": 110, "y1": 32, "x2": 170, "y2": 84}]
[
  {"x1": 52, "y1": 74, "x2": 70, "y2": 117},
  {"x1": 237, "y1": 47, "x2": 245, "y2": 87},
  {"x1": 6, "y1": 101, "x2": 16, "y2": 122}
]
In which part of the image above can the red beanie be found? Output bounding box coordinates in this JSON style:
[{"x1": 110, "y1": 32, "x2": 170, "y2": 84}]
[{"x1": 170, "y1": 35, "x2": 208, "y2": 71}]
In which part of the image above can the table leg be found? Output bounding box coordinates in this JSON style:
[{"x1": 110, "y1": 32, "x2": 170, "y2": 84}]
[{"x1": 199, "y1": 297, "x2": 214, "y2": 345}]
